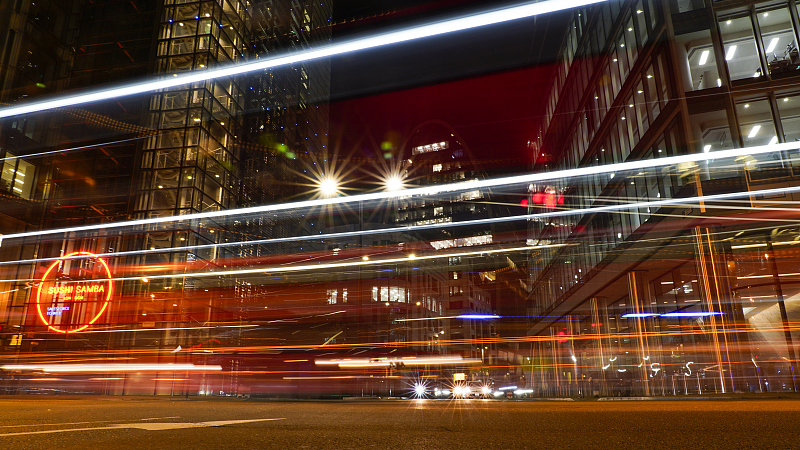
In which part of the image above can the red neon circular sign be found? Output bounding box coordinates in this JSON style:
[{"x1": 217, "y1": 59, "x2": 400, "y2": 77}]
[{"x1": 35, "y1": 251, "x2": 114, "y2": 334}]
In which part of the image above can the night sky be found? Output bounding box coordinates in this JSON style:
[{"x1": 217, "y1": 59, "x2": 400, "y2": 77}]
[{"x1": 327, "y1": 0, "x2": 568, "y2": 175}]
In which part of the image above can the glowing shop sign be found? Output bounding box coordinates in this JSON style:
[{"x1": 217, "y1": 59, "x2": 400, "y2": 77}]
[
  {"x1": 36, "y1": 251, "x2": 114, "y2": 333},
  {"x1": 46, "y1": 306, "x2": 70, "y2": 316}
]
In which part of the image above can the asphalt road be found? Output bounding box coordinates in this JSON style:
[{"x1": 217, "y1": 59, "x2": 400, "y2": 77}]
[{"x1": 0, "y1": 397, "x2": 797, "y2": 449}]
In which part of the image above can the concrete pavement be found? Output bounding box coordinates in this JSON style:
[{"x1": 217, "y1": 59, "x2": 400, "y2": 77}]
[{"x1": 0, "y1": 397, "x2": 797, "y2": 449}]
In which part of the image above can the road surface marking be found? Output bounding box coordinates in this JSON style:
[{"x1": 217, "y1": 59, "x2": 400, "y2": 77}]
[
  {"x1": 0, "y1": 416, "x2": 181, "y2": 429},
  {"x1": 0, "y1": 418, "x2": 285, "y2": 437}
]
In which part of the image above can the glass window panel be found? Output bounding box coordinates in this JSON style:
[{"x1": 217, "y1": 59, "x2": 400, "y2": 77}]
[
  {"x1": 647, "y1": 0, "x2": 658, "y2": 29},
  {"x1": 719, "y1": 16, "x2": 764, "y2": 81},
  {"x1": 625, "y1": 17, "x2": 638, "y2": 62},
  {"x1": 777, "y1": 93, "x2": 800, "y2": 143},
  {"x1": 777, "y1": 93, "x2": 800, "y2": 170},
  {"x1": 173, "y1": 3, "x2": 199, "y2": 20},
  {"x1": 154, "y1": 169, "x2": 180, "y2": 188},
  {"x1": 601, "y1": 65, "x2": 612, "y2": 112},
  {"x1": 173, "y1": 21, "x2": 197, "y2": 37},
  {"x1": 610, "y1": 54, "x2": 622, "y2": 96},
  {"x1": 635, "y1": 1, "x2": 649, "y2": 46},
  {"x1": 635, "y1": 80, "x2": 649, "y2": 134},
  {"x1": 618, "y1": 110, "x2": 631, "y2": 160},
  {"x1": 736, "y1": 99, "x2": 784, "y2": 176},
  {"x1": 178, "y1": 188, "x2": 194, "y2": 209},
  {"x1": 758, "y1": 7, "x2": 799, "y2": 77},
  {"x1": 736, "y1": 99, "x2": 777, "y2": 147},
  {"x1": 150, "y1": 189, "x2": 177, "y2": 210},
  {"x1": 180, "y1": 168, "x2": 196, "y2": 187},
  {"x1": 4, "y1": 157, "x2": 32, "y2": 199},
  {"x1": 617, "y1": 34, "x2": 630, "y2": 80},
  {"x1": 682, "y1": 29, "x2": 719, "y2": 91},
  {"x1": 154, "y1": 149, "x2": 181, "y2": 168},
  {"x1": 657, "y1": 54, "x2": 669, "y2": 101},
  {"x1": 671, "y1": 0, "x2": 703, "y2": 14},
  {"x1": 645, "y1": 64, "x2": 660, "y2": 118},
  {"x1": 625, "y1": 94, "x2": 638, "y2": 145},
  {"x1": 693, "y1": 109, "x2": 733, "y2": 155}
]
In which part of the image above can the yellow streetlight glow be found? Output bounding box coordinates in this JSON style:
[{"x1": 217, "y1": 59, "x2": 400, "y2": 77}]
[
  {"x1": 317, "y1": 176, "x2": 340, "y2": 197},
  {"x1": 384, "y1": 174, "x2": 404, "y2": 191}
]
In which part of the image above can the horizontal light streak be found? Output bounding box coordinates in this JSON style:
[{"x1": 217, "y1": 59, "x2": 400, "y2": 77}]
[
  {"x1": 5, "y1": 190, "x2": 799, "y2": 269},
  {"x1": 0, "y1": 135, "x2": 153, "y2": 163},
  {"x1": 456, "y1": 314, "x2": 501, "y2": 320},
  {"x1": 0, "y1": 0, "x2": 605, "y2": 120},
  {"x1": 661, "y1": 312, "x2": 723, "y2": 317},
  {"x1": 0, "y1": 363, "x2": 223, "y2": 372},
  {"x1": 621, "y1": 312, "x2": 723, "y2": 318},
  {"x1": 315, "y1": 356, "x2": 480, "y2": 368},
  {"x1": 282, "y1": 376, "x2": 402, "y2": 380},
  {"x1": 6, "y1": 324, "x2": 799, "y2": 361},
  {"x1": 731, "y1": 243, "x2": 767, "y2": 249},
  {"x1": 78, "y1": 324, "x2": 257, "y2": 334},
  {"x1": 739, "y1": 272, "x2": 800, "y2": 280},
  {"x1": 0, "y1": 244, "x2": 563, "y2": 284},
  {"x1": 396, "y1": 316, "x2": 458, "y2": 322},
  {"x1": 1, "y1": 141, "x2": 799, "y2": 244}
]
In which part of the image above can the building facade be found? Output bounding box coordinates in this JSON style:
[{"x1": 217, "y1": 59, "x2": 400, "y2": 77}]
[{"x1": 527, "y1": 0, "x2": 800, "y2": 396}]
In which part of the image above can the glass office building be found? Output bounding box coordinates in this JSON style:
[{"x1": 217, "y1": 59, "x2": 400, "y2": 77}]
[{"x1": 526, "y1": 0, "x2": 800, "y2": 395}]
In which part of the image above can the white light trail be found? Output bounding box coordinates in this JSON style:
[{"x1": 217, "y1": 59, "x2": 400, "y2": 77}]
[
  {"x1": 7, "y1": 173, "x2": 796, "y2": 278},
  {"x1": 0, "y1": 363, "x2": 223, "y2": 372},
  {"x1": 0, "y1": 0, "x2": 606, "y2": 120},
  {"x1": 0, "y1": 135, "x2": 153, "y2": 163},
  {"x1": 74, "y1": 243, "x2": 565, "y2": 283},
  {"x1": 1, "y1": 141, "x2": 799, "y2": 245},
  {"x1": 0, "y1": 244, "x2": 554, "y2": 283}
]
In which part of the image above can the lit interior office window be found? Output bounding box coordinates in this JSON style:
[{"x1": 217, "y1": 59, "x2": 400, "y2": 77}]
[
  {"x1": 692, "y1": 109, "x2": 733, "y2": 155},
  {"x1": 680, "y1": 29, "x2": 719, "y2": 90},
  {"x1": 0, "y1": 154, "x2": 34, "y2": 199},
  {"x1": 736, "y1": 99, "x2": 777, "y2": 146},
  {"x1": 736, "y1": 99, "x2": 782, "y2": 172},
  {"x1": 777, "y1": 93, "x2": 800, "y2": 142},
  {"x1": 719, "y1": 16, "x2": 764, "y2": 81},
  {"x1": 757, "y1": 7, "x2": 799, "y2": 77}
]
